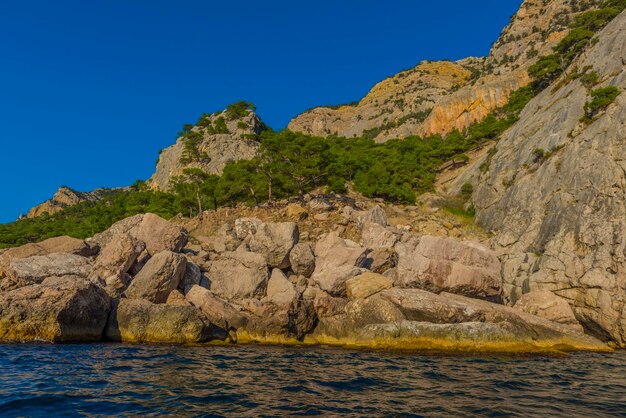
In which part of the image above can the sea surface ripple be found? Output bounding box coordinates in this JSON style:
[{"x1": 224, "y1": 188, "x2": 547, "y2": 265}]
[{"x1": 1, "y1": 344, "x2": 625, "y2": 417}]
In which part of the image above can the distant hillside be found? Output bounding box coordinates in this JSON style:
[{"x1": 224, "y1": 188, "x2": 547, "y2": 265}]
[{"x1": 288, "y1": 0, "x2": 602, "y2": 141}]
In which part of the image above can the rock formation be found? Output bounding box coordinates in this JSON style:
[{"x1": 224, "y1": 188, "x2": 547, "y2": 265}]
[
  {"x1": 26, "y1": 186, "x2": 116, "y2": 218},
  {"x1": 456, "y1": 10, "x2": 626, "y2": 344},
  {"x1": 149, "y1": 106, "x2": 266, "y2": 191},
  {"x1": 0, "y1": 210, "x2": 607, "y2": 353},
  {"x1": 288, "y1": 0, "x2": 592, "y2": 141}
]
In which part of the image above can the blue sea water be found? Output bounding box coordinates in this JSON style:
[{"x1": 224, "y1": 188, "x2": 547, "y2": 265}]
[{"x1": 0, "y1": 344, "x2": 625, "y2": 417}]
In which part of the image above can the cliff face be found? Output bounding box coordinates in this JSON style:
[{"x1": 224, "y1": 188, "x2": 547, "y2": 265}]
[
  {"x1": 26, "y1": 186, "x2": 114, "y2": 218},
  {"x1": 464, "y1": 11, "x2": 626, "y2": 344},
  {"x1": 289, "y1": 0, "x2": 596, "y2": 140},
  {"x1": 288, "y1": 59, "x2": 481, "y2": 141},
  {"x1": 148, "y1": 109, "x2": 265, "y2": 191}
]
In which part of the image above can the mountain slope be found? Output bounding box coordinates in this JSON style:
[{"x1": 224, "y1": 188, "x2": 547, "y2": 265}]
[
  {"x1": 461, "y1": 10, "x2": 626, "y2": 344},
  {"x1": 288, "y1": 0, "x2": 601, "y2": 141},
  {"x1": 26, "y1": 186, "x2": 118, "y2": 219},
  {"x1": 149, "y1": 103, "x2": 266, "y2": 191}
]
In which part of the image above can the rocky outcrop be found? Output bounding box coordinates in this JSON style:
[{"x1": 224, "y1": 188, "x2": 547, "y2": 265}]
[
  {"x1": 0, "y1": 276, "x2": 111, "y2": 342},
  {"x1": 311, "y1": 232, "x2": 369, "y2": 296},
  {"x1": 149, "y1": 108, "x2": 265, "y2": 191},
  {"x1": 0, "y1": 211, "x2": 612, "y2": 353},
  {"x1": 105, "y1": 298, "x2": 214, "y2": 343},
  {"x1": 345, "y1": 273, "x2": 393, "y2": 300},
  {"x1": 248, "y1": 222, "x2": 299, "y2": 269},
  {"x1": 185, "y1": 285, "x2": 248, "y2": 332},
  {"x1": 289, "y1": 243, "x2": 315, "y2": 277},
  {"x1": 309, "y1": 287, "x2": 608, "y2": 353},
  {"x1": 288, "y1": 60, "x2": 479, "y2": 141},
  {"x1": 91, "y1": 213, "x2": 188, "y2": 255},
  {"x1": 206, "y1": 251, "x2": 269, "y2": 300},
  {"x1": 90, "y1": 233, "x2": 145, "y2": 297},
  {"x1": 467, "y1": 11, "x2": 626, "y2": 345},
  {"x1": 394, "y1": 235, "x2": 502, "y2": 300},
  {"x1": 265, "y1": 269, "x2": 297, "y2": 307},
  {"x1": 125, "y1": 251, "x2": 187, "y2": 303},
  {"x1": 514, "y1": 291, "x2": 584, "y2": 332},
  {"x1": 26, "y1": 186, "x2": 117, "y2": 218},
  {"x1": 1, "y1": 253, "x2": 92, "y2": 292},
  {"x1": 288, "y1": 0, "x2": 591, "y2": 140}
]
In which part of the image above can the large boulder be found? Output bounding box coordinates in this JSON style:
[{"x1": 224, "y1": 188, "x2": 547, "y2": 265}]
[
  {"x1": 311, "y1": 232, "x2": 369, "y2": 296},
  {"x1": 0, "y1": 276, "x2": 111, "y2": 342},
  {"x1": 380, "y1": 288, "x2": 596, "y2": 345},
  {"x1": 185, "y1": 285, "x2": 248, "y2": 331},
  {"x1": 249, "y1": 222, "x2": 299, "y2": 269},
  {"x1": 360, "y1": 222, "x2": 399, "y2": 249},
  {"x1": 514, "y1": 291, "x2": 584, "y2": 332},
  {"x1": 345, "y1": 272, "x2": 393, "y2": 300},
  {"x1": 367, "y1": 248, "x2": 397, "y2": 274},
  {"x1": 91, "y1": 213, "x2": 188, "y2": 256},
  {"x1": 241, "y1": 296, "x2": 317, "y2": 342},
  {"x1": 309, "y1": 287, "x2": 608, "y2": 353},
  {"x1": 303, "y1": 287, "x2": 348, "y2": 318},
  {"x1": 1, "y1": 253, "x2": 92, "y2": 292},
  {"x1": 312, "y1": 266, "x2": 367, "y2": 297},
  {"x1": 125, "y1": 251, "x2": 187, "y2": 303},
  {"x1": 0, "y1": 237, "x2": 96, "y2": 270},
  {"x1": 314, "y1": 232, "x2": 369, "y2": 271},
  {"x1": 266, "y1": 269, "x2": 297, "y2": 307},
  {"x1": 105, "y1": 298, "x2": 214, "y2": 343},
  {"x1": 132, "y1": 213, "x2": 188, "y2": 255},
  {"x1": 394, "y1": 235, "x2": 501, "y2": 300},
  {"x1": 206, "y1": 251, "x2": 269, "y2": 300},
  {"x1": 289, "y1": 243, "x2": 315, "y2": 277},
  {"x1": 90, "y1": 233, "x2": 145, "y2": 297}
]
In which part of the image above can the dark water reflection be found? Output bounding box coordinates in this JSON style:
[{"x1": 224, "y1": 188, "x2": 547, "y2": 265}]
[{"x1": 1, "y1": 344, "x2": 625, "y2": 417}]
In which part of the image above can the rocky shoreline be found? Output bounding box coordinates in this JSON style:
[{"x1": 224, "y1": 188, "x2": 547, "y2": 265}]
[{"x1": 0, "y1": 203, "x2": 611, "y2": 354}]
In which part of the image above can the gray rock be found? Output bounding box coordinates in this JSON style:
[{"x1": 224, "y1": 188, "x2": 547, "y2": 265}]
[
  {"x1": 90, "y1": 213, "x2": 188, "y2": 256},
  {"x1": 206, "y1": 251, "x2": 269, "y2": 300},
  {"x1": 345, "y1": 272, "x2": 393, "y2": 300},
  {"x1": 90, "y1": 233, "x2": 145, "y2": 296},
  {"x1": 234, "y1": 217, "x2": 263, "y2": 240},
  {"x1": 289, "y1": 243, "x2": 315, "y2": 277},
  {"x1": 185, "y1": 285, "x2": 248, "y2": 331},
  {"x1": 2, "y1": 253, "x2": 92, "y2": 292},
  {"x1": 105, "y1": 298, "x2": 214, "y2": 343},
  {"x1": 266, "y1": 269, "x2": 297, "y2": 307},
  {"x1": 249, "y1": 222, "x2": 299, "y2": 269},
  {"x1": 514, "y1": 291, "x2": 584, "y2": 332},
  {"x1": 125, "y1": 251, "x2": 187, "y2": 303},
  {"x1": 179, "y1": 262, "x2": 202, "y2": 292},
  {"x1": 394, "y1": 235, "x2": 501, "y2": 300},
  {"x1": 0, "y1": 276, "x2": 111, "y2": 342},
  {"x1": 466, "y1": 12, "x2": 626, "y2": 344},
  {"x1": 360, "y1": 222, "x2": 399, "y2": 249},
  {"x1": 364, "y1": 205, "x2": 388, "y2": 227}
]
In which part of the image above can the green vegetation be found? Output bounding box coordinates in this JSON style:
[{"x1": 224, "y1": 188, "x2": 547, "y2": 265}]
[
  {"x1": 582, "y1": 86, "x2": 621, "y2": 121},
  {"x1": 530, "y1": 0, "x2": 625, "y2": 91},
  {"x1": 225, "y1": 101, "x2": 256, "y2": 120},
  {"x1": 0, "y1": 184, "x2": 177, "y2": 247}
]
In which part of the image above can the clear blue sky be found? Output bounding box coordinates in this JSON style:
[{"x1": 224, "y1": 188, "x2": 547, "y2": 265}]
[{"x1": 0, "y1": 0, "x2": 522, "y2": 223}]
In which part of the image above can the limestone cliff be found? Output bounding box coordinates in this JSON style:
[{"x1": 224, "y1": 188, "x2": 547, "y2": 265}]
[
  {"x1": 288, "y1": 59, "x2": 482, "y2": 142},
  {"x1": 148, "y1": 107, "x2": 265, "y2": 191},
  {"x1": 26, "y1": 186, "x2": 115, "y2": 219},
  {"x1": 462, "y1": 11, "x2": 626, "y2": 344},
  {"x1": 289, "y1": 0, "x2": 599, "y2": 140}
]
